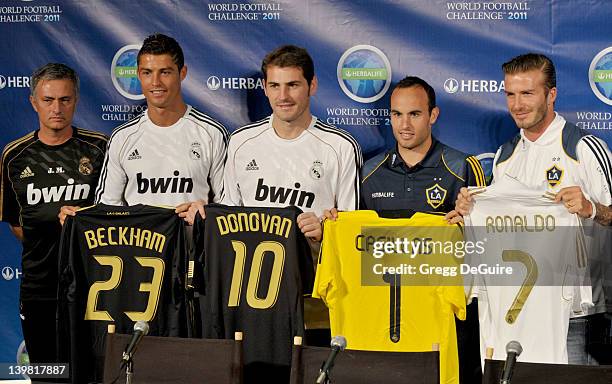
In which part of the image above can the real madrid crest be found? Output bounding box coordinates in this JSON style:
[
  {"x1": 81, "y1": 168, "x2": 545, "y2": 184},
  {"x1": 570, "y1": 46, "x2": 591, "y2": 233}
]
[
  {"x1": 425, "y1": 183, "x2": 447, "y2": 209},
  {"x1": 78, "y1": 157, "x2": 93, "y2": 175},
  {"x1": 310, "y1": 160, "x2": 323, "y2": 180},
  {"x1": 546, "y1": 164, "x2": 563, "y2": 187},
  {"x1": 190, "y1": 142, "x2": 202, "y2": 160}
]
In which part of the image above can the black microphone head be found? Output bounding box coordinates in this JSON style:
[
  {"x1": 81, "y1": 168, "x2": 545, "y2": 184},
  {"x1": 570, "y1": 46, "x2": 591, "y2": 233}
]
[
  {"x1": 330, "y1": 335, "x2": 347, "y2": 351},
  {"x1": 134, "y1": 321, "x2": 149, "y2": 335},
  {"x1": 506, "y1": 340, "x2": 522, "y2": 356}
]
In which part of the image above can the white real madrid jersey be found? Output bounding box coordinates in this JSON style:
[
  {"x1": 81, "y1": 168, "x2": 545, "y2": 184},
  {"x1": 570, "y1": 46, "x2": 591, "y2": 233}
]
[
  {"x1": 465, "y1": 181, "x2": 592, "y2": 364},
  {"x1": 222, "y1": 115, "x2": 362, "y2": 216},
  {"x1": 493, "y1": 113, "x2": 612, "y2": 206},
  {"x1": 95, "y1": 106, "x2": 228, "y2": 206}
]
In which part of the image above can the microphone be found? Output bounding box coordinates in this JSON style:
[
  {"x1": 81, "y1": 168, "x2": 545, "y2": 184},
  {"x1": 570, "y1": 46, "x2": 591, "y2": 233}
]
[
  {"x1": 500, "y1": 340, "x2": 522, "y2": 384},
  {"x1": 121, "y1": 321, "x2": 149, "y2": 366},
  {"x1": 316, "y1": 335, "x2": 347, "y2": 384}
]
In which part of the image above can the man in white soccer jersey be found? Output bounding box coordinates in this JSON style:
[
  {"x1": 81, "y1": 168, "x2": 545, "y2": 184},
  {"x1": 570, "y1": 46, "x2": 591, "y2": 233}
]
[
  {"x1": 449, "y1": 53, "x2": 612, "y2": 364},
  {"x1": 61, "y1": 34, "x2": 227, "y2": 219},
  {"x1": 213, "y1": 45, "x2": 362, "y2": 343},
  {"x1": 1, "y1": 63, "x2": 108, "y2": 364},
  {"x1": 219, "y1": 45, "x2": 362, "y2": 241}
]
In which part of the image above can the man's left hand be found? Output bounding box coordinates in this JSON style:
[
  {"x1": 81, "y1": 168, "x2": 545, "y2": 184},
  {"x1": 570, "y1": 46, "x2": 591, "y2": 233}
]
[
  {"x1": 176, "y1": 200, "x2": 206, "y2": 225},
  {"x1": 297, "y1": 212, "x2": 322, "y2": 242}
]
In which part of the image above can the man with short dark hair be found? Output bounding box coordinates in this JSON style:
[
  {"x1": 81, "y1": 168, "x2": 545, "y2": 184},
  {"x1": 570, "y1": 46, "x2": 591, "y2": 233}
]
[
  {"x1": 1, "y1": 63, "x2": 107, "y2": 363},
  {"x1": 92, "y1": 33, "x2": 227, "y2": 215},
  {"x1": 219, "y1": 45, "x2": 362, "y2": 350},
  {"x1": 361, "y1": 76, "x2": 485, "y2": 212},
  {"x1": 361, "y1": 76, "x2": 485, "y2": 384},
  {"x1": 222, "y1": 45, "x2": 362, "y2": 240}
]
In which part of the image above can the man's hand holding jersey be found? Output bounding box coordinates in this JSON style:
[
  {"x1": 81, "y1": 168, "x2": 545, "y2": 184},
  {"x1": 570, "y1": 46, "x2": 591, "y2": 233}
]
[
  {"x1": 554, "y1": 186, "x2": 594, "y2": 218},
  {"x1": 445, "y1": 187, "x2": 474, "y2": 224},
  {"x1": 59, "y1": 205, "x2": 80, "y2": 226},
  {"x1": 178, "y1": 199, "x2": 207, "y2": 225}
]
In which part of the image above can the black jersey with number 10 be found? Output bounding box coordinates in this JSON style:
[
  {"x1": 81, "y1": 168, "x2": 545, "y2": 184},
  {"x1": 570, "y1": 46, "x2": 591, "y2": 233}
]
[
  {"x1": 58, "y1": 204, "x2": 188, "y2": 383},
  {"x1": 192, "y1": 204, "x2": 314, "y2": 383}
]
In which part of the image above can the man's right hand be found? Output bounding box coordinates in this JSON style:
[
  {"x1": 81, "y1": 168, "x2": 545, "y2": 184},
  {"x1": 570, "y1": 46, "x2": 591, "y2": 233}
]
[
  {"x1": 444, "y1": 187, "x2": 475, "y2": 224},
  {"x1": 59, "y1": 206, "x2": 80, "y2": 226},
  {"x1": 454, "y1": 187, "x2": 474, "y2": 216}
]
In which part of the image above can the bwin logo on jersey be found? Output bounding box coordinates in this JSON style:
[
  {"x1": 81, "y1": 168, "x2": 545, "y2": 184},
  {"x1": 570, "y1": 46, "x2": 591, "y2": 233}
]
[
  {"x1": 255, "y1": 178, "x2": 315, "y2": 208},
  {"x1": 27, "y1": 179, "x2": 90, "y2": 205},
  {"x1": 546, "y1": 165, "x2": 563, "y2": 187},
  {"x1": 426, "y1": 183, "x2": 447, "y2": 209},
  {"x1": 137, "y1": 171, "x2": 193, "y2": 194}
]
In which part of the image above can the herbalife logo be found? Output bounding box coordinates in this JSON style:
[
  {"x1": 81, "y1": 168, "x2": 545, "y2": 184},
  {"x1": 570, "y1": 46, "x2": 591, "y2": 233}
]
[
  {"x1": 207, "y1": 76, "x2": 221, "y2": 91},
  {"x1": 444, "y1": 78, "x2": 459, "y2": 94},
  {"x1": 589, "y1": 47, "x2": 612, "y2": 106},
  {"x1": 206, "y1": 75, "x2": 264, "y2": 91},
  {"x1": 2, "y1": 267, "x2": 16, "y2": 281},
  {"x1": 20, "y1": 166, "x2": 34, "y2": 179},
  {"x1": 337, "y1": 45, "x2": 392, "y2": 103},
  {"x1": 246, "y1": 159, "x2": 259, "y2": 171},
  {"x1": 111, "y1": 44, "x2": 144, "y2": 100},
  {"x1": 127, "y1": 148, "x2": 142, "y2": 160},
  {"x1": 0, "y1": 74, "x2": 30, "y2": 90},
  {"x1": 443, "y1": 78, "x2": 504, "y2": 94}
]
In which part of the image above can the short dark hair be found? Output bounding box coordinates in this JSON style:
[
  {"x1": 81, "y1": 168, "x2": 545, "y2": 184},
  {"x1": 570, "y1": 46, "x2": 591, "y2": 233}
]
[
  {"x1": 30, "y1": 63, "x2": 79, "y2": 97},
  {"x1": 502, "y1": 53, "x2": 556, "y2": 91},
  {"x1": 261, "y1": 45, "x2": 314, "y2": 86},
  {"x1": 137, "y1": 33, "x2": 184, "y2": 71},
  {"x1": 393, "y1": 76, "x2": 436, "y2": 113}
]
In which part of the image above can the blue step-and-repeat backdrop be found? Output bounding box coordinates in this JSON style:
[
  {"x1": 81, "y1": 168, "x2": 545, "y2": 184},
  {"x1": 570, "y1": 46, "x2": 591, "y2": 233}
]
[{"x1": 1, "y1": 0, "x2": 611, "y2": 368}]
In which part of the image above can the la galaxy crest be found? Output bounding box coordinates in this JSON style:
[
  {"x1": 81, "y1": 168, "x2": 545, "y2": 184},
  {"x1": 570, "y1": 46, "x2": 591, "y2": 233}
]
[
  {"x1": 426, "y1": 183, "x2": 447, "y2": 209},
  {"x1": 546, "y1": 164, "x2": 563, "y2": 187}
]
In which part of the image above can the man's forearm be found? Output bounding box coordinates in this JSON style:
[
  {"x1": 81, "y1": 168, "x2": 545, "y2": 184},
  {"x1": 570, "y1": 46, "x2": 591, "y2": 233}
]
[
  {"x1": 594, "y1": 203, "x2": 612, "y2": 226},
  {"x1": 9, "y1": 224, "x2": 24, "y2": 242}
]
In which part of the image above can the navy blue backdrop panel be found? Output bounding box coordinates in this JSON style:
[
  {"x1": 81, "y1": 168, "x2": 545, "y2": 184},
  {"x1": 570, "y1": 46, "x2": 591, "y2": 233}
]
[{"x1": 1, "y1": 0, "x2": 611, "y2": 370}]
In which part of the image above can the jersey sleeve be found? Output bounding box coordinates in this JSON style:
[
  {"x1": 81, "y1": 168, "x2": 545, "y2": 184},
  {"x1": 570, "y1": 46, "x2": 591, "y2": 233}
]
[
  {"x1": 56, "y1": 215, "x2": 76, "y2": 363},
  {"x1": 220, "y1": 137, "x2": 242, "y2": 206},
  {"x1": 336, "y1": 138, "x2": 363, "y2": 211},
  {"x1": 94, "y1": 134, "x2": 127, "y2": 205},
  {"x1": 576, "y1": 136, "x2": 612, "y2": 206},
  {"x1": 490, "y1": 147, "x2": 503, "y2": 185},
  {"x1": 312, "y1": 220, "x2": 338, "y2": 307},
  {"x1": 208, "y1": 125, "x2": 228, "y2": 204},
  {"x1": 188, "y1": 212, "x2": 206, "y2": 294},
  {"x1": 465, "y1": 156, "x2": 487, "y2": 187},
  {"x1": 0, "y1": 146, "x2": 20, "y2": 225}
]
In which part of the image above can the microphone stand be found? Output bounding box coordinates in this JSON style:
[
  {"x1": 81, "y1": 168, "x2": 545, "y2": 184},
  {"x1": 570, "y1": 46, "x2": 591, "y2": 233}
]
[
  {"x1": 124, "y1": 355, "x2": 134, "y2": 384},
  {"x1": 315, "y1": 362, "x2": 333, "y2": 384},
  {"x1": 316, "y1": 364, "x2": 331, "y2": 384}
]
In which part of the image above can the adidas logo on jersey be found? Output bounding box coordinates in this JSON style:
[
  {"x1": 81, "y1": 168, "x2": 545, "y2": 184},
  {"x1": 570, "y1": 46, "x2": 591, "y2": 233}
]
[
  {"x1": 254, "y1": 178, "x2": 315, "y2": 208},
  {"x1": 20, "y1": 166, "x2": 34, "y2": 179},
  {"x1": 246, "y1": 159, "x2": 259, "y2": 171},
  {"x1": 127, "y1": 149, "x2": 142, "y2": 160},
  {"x1": 27, "y1": 179, "x2": 90, "y2": 205},
  {"x1": 136, "y1": 171, "x2": 193, "y2": 194}
]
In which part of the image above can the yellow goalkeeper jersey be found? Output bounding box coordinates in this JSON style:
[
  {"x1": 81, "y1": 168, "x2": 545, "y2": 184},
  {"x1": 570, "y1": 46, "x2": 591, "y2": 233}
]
[{"x1": 313, "y1": 210, "x2": 466, "y2": 384}]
